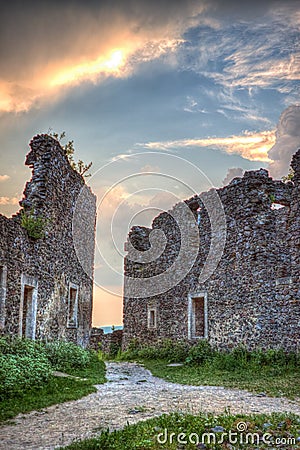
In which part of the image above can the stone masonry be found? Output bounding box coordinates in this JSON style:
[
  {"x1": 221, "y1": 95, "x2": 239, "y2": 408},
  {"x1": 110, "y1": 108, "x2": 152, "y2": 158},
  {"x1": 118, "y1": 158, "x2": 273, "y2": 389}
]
[
  {"x1": 123, "y1": 150, "x2": 300, "y2": 352},
  {"x1": 89, "y1": 328, "x2": 123, "y2": 354},
  {"x1": 0, "y1": 135, "x2": 96, "y2": 347}
]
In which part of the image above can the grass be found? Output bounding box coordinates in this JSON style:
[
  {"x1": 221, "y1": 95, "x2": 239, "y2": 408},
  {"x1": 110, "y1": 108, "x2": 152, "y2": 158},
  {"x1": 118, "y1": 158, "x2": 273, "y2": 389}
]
[
  {"x1": 0, "y1": 346, "x2": 106, "y2": 423},
  {"x1": 118, "y1": 340, "x2": 300, "y2": 400},
  {"x1": 142, "y1": 359, "x2": 300, "y2": 399},
  {"x1": 0, "y1": 338, "x2": 106, "y2": 422},
  {"x1": 65, "y1": 357, "x2": 106, "y2": 385},
  {"x1": 0, "y1": 376, "x2": 96, "y2": 423},
  {"x1": 60, "y1": 411, "x2": 300, "y2": 449}
]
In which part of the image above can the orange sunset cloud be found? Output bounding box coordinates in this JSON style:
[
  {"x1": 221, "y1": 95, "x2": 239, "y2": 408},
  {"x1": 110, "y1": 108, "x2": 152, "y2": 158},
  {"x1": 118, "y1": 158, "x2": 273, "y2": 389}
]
[
  {"x1": 0, "y1": 2, "x2": 203, "y2": 113},
  {"x1": 141, "y1": 130, "x2": 276, "y2": 162}
]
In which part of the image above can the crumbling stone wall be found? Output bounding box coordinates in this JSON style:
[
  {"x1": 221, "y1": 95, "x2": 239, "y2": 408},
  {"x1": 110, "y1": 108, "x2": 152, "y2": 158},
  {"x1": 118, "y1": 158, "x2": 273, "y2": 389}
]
[
  {"x1": 89, "y1": 328, "x2": 123, "y2": 354},
  {"x1": 123, "y1": 150, "x2": 300, "y2": 352},
  {"x1": 89, "y1": 327, "x2": 105, "y2": 350},
  {"x1": 0, "y1": 135, "x2": 96, "y2": 347}
]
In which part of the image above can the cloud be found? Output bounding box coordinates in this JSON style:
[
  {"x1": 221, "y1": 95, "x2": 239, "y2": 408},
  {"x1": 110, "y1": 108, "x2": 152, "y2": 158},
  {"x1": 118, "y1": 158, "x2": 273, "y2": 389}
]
[
  {"x1": 0, "y1": 175, "x2": 10, "y2": 182},
  {"x1": 222, "y1": 167, "x2": 244, "y2": 185},
  {"x1": 0, "y1": 1, "x2": 298, "y2": 114},
  {"x1": 267, "y1": 105, "x2": 300, "y2": 178},
  {"x1": 215, "y1": 92, "x2": 272, "y2": 124},
  {"x1": 0, "y1": 196, "x2": 19, "y2": 205},
  {"x1": 140, "y1": 164, "x2": 161, "y2": 172},
  {"x1": 183, "y1": 96, "x2": 209, "y2": 114},
  {"x1": 148, "y1": 191, "x2": 179, "y2": 211},
  {"x1": 179, "y1": 4, "x2": 300, "y2": 103},
  {"x1": 140, "y1": 130, "x2": 275, "y2": 161},
  {"x1": 0, "y1": 0, "x2": 204, "y2": 113}
]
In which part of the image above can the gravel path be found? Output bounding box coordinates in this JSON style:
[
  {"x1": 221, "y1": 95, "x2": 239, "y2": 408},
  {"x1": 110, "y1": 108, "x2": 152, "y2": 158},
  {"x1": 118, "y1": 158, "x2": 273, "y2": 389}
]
[{"x1": 1, "y1": 361, "x2": 299, "y2": 450}]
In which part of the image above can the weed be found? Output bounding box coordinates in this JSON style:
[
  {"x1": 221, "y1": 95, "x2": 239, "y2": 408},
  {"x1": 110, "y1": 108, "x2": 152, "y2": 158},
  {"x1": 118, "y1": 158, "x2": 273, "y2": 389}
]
[{"x1": 20, "y1": 208, "x2": 49, "y2": 239}]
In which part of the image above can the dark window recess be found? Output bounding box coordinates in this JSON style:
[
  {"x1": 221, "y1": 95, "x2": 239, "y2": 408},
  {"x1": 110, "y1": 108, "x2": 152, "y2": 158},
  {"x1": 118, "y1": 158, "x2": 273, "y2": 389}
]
[
  {"x1": 148, "y1": 308, "x2": 157, "y2": 328},
  {"x1": 149, "y1": 310, "x2": 155, "y2": 327},
  {"x1": 67, "y1": 286, "x2": 78, "y2": 328},
  {"x1": 193, "y1": 297, "x2": 205, "y2": 338},
  {"x1": 22, "y1": 285, "x2": 34, "y2": 338},
  {"x1": 0, "y1": 266, "x2": 6, "y2": 328}
]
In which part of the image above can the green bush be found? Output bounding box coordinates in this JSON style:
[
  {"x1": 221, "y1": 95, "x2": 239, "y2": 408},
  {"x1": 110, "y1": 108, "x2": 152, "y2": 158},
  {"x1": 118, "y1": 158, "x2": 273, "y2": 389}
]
[
  {"x1": 44, "y1": 341, "x2": 92, "y2": 371},
  {"x1": 0, "y1": 336, "x2": 45, "y2": 357},
  {"x1": 120, "y1": 338, "x2": 299, "y2": 374},
  {"x1": 144, "y1": 339, "x2": 190, "y2": 362},
  {"x1": 118, "y1": 338, "x2": 143, "y2": 361},
  {"x1": 121, "y1": 339, "x2": 190, "y2": 363},
  {"x1": 109, "y1": 342, "x2": 122, "y2": 358},
  {"x1": 186, "y1": 344, "x2": 300, "y2": 372},
  {"x1": 186, "y1": 339, "x2": 214, "y2": 364},
  {"x1": 0, "y1": 353, "x2": 52, "y2": 400},
  {"x1": 251, "y1": 348, "x2": 299, "y2": 368},
  {"x1": 210, "y1": 345, "x2": 251, "y2": 371},
  {"x1": 0, "y1": 336, "x2": 105, "y2": 406},
  {"x1": 0, "y1": 337, "x2": 52, "y2": 400}
]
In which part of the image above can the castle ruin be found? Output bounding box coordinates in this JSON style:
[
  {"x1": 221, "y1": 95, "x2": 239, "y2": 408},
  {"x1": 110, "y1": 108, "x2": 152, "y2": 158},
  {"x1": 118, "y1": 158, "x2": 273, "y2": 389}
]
[
  {"x1": 0, "y1": 135, "x2": 96, "y2": 347},
  {"x1": 123, "y1": 150, "x2": 300, "y2": 351}
]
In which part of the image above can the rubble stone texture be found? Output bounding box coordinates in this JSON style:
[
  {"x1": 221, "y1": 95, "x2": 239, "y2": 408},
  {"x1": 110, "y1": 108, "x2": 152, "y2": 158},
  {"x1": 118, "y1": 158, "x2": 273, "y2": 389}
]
[
  {"x1": 0, "y1": 135, "x2": 96, "y2": 347},
  {"x1": 89, "y1": 328, "x2": 123, "y2": 353},
  {"x1": 123, "y1": 150, "x2": 300, "y2": 351}
]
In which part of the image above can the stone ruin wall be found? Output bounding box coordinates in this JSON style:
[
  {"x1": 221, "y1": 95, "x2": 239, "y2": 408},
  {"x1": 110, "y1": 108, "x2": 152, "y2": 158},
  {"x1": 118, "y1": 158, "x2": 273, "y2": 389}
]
[
  {"x1": 0, "y1": 135, "x2": 96, "y2": 347},
  {"x1": 89, "y1": 328, "x2": 123, "y2": 354},
  {"x1": 123, "y1": 150, "x2": 300, "y2": 352}
]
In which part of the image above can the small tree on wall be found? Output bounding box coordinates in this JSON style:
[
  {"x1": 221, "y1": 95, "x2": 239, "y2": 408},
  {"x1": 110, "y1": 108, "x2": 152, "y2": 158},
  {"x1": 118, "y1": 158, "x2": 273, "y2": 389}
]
[
  {"x1": 48, "y1": 130, "x2": 93, "y2": 177},
  {"x1": 282, "y1": 167, "x2": 295, "y2": 183},
  {"x1": 20, "y1": 208, "x2": 49, "y2": 239}
]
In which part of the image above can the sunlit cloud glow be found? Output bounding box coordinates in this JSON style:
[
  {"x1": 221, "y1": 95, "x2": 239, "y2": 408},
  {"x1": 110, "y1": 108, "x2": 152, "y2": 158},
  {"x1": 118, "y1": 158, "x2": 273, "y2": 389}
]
[
  {"x1": 0, "y1": 196, "x2": 19, "y2": 206},
  {"x1": 0, "y1": 37, "x2": 186, "y2": 113},
  {"x1": 0, "y1": 175, "x2": 10, "y2": 182},
  {"x1": 50, "y1": 49, "x2": 127, "y2": 87},
  {"x1": 140, "y1": 130, "x2": 276, "y2": 162}
]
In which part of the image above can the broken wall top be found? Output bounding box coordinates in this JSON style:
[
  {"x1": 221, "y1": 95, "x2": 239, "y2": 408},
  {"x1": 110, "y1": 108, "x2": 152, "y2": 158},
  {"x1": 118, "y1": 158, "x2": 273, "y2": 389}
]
[{"x1": 125, "y1": 153, "x2": 299, "y2": 249}]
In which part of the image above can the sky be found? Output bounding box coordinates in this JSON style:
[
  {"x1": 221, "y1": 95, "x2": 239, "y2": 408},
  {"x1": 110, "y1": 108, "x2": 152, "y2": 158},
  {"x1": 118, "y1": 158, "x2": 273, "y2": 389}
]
[{"x1": 0, "y1": 0, "x2": 299, "y2": 326}]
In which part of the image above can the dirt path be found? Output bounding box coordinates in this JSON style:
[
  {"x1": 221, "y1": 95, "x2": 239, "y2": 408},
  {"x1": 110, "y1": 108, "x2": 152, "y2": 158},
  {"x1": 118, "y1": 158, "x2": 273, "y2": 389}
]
[{"x1": 1, "y1": 362, "x2": 300, "y2": 450}]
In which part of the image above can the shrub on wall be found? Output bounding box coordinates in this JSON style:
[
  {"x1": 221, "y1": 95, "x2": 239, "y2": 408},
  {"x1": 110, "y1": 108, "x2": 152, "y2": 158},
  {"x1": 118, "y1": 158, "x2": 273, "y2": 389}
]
[{"x1": 20, "y1": 208, "x2": 49, "y2": 240}]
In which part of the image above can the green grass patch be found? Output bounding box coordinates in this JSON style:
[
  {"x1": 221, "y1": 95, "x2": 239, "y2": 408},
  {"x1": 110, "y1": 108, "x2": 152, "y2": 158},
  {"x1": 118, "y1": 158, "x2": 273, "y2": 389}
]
[
  {"x1": 0, "y1": 358, "x2": 105, "y2": 423},
  {"x1": 143, "y1": 359, "x2": 300, "y2": 399},
  {"x1": 66, "y1": 357, "x2": 107, "y2": 385},
  {"x1": 0, "y1": 375, "x2": 95, "y2": 423},
  {"x1": 0, "y1": 336, "x2": 106, "y2": 423},
  {"x1": 119, "y1": 340, "x2": 300, "y2": 400},
  {"x1": 60, "y1": 411, "x2": 300, "y2": 449}
]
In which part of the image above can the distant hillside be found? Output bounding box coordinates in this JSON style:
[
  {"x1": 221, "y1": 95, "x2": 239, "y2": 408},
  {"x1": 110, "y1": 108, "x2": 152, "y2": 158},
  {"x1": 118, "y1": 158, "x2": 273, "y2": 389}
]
[{"x1": 100, "y1": 325, "x2": 123, "y2": 334}]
